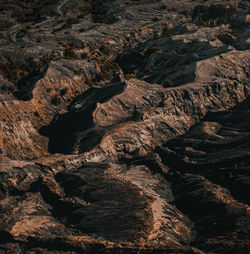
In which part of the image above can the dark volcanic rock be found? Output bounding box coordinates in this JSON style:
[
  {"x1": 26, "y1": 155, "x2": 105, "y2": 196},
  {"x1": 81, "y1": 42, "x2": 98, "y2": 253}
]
[{"x1": 0, "y1": 0, "x2": 250, "y2": 253}]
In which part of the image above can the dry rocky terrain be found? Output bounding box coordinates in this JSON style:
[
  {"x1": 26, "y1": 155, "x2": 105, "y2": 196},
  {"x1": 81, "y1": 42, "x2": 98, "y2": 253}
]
[{"x1": 0, "y1": 0, "x2": 249, "y2": 253}]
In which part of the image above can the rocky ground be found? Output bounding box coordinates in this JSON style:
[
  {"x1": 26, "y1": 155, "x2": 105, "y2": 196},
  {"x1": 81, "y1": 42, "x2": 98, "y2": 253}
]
[{"x1": 0, "y1": 0, "x2": 249, "y2": 253}]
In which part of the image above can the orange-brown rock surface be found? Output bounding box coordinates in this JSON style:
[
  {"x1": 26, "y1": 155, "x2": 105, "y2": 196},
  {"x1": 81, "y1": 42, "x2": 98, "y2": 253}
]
[{"x1": 0, "y1": 0, "x2": 249, "y2": 253}]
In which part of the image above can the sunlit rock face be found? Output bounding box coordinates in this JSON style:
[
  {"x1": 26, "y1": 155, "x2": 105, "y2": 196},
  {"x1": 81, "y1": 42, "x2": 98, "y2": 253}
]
[{"x1": 0, "y1": 0, "x2": 249, "y2": 253}]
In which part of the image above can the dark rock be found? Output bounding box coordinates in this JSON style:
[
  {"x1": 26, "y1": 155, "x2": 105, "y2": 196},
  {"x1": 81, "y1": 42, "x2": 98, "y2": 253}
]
[{"x1": 0, "y1": 0, "x2": 249, "y2": 253}]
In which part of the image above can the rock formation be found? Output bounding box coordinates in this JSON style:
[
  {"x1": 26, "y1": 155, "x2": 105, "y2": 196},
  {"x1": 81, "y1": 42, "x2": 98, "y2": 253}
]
[{"x1": 0, "y1": 0, "x2": 249, "y2": 253}]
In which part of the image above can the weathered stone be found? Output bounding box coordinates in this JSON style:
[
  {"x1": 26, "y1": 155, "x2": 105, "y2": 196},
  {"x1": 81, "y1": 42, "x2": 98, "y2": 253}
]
[{"x1": 0, "y1": 0, "x2": 249, "y2": 253}]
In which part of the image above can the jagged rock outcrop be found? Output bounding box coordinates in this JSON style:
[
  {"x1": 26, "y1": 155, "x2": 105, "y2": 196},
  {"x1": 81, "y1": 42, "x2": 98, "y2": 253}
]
[
  {"x1": 0, "y1": 0, "x2": 249, "y2": 253},
  {"x1": 40, "y1": 49, "x2": 249, "y2": 162}
]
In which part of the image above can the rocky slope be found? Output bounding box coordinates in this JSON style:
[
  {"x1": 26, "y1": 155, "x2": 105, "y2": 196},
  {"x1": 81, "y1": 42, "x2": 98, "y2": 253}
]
[{"x1": 0, "y1": 0, "x2": 249, "y2": 253}]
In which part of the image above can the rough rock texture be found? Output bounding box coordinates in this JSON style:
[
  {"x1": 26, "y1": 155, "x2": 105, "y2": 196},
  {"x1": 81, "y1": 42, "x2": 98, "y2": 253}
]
[{"x1": 0, "y1": 0, "x2": 250, "y2": 253}]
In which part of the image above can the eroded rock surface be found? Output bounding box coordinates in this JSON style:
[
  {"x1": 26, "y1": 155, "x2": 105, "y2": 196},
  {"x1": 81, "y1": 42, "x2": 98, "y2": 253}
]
[{"x1": 0, "y1": 0, "x2": 249, "y2": 253}]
